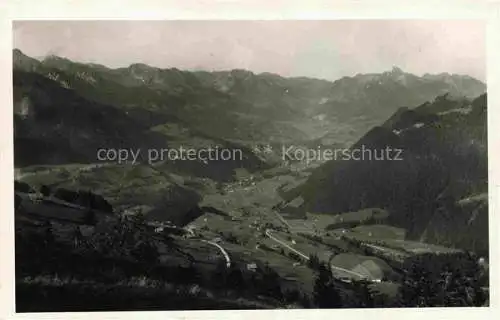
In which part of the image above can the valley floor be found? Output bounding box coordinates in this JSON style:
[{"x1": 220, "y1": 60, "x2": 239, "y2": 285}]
[{"x1": 14, "y1": 164, "x2": 489, "y2": 310}]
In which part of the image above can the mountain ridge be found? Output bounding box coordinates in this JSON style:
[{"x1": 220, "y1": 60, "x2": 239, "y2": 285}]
[
  {"x1": 291, "y1": 93, "x2": 487, "y2": 254},
  {"x1": 14, "y1": 49, "x2": 486, "y2": 85}
]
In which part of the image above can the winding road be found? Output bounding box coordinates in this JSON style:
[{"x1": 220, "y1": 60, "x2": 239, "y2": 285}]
[
  {"x1": 265, "y1": 229, "x2": 309, "y2": 260},
  {"x1": 273, "y1": 210, "x2": 293, "y2": 230},
  {"x1": 200, "y1": 239, "x2": 231, "y2": 268},
  {"x1": 265, "y1": 229, "x2": 370, "y2": 280}
]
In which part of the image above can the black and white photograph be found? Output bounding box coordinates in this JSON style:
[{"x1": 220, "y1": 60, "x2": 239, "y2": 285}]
[{"x1": 8, "y1": 16, "x2": 491, "y2": 313}]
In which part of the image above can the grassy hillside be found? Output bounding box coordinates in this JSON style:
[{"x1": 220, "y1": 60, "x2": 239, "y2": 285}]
[{"x1": 297, "y1": 93, "x2": 487, "y2": 253}]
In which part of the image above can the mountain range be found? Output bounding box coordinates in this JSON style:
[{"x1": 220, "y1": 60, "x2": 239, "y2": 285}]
[
  {"x1": 13, "y1": 49, "x2": 485, "y2": 150},
  {"x1": 13, "y1": 49, "x2": 487, "y2": 246}
]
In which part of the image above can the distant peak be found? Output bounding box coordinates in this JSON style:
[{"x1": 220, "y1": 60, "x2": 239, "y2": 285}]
[
  {"x1": 13, "y1": 48, "x2": 34, "y2": 60},
  {"x1": 13, "y1": 48, "x2": 41, "y2": 70},
  {"x1": 230, "y1": 68, "x2": 254, "y2": 76},
  {"x1": 129, "y1": 63, "x2": 155, "y2": 70},
  {"x1": 390, "y1": 66, "x2": 404, "y2": 74},
  {"x1": 42, "y1": 54, "x2": 70, "y2": 62}
]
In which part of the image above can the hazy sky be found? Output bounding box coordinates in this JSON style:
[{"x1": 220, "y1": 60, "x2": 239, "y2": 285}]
[{"x1": 13, "y1": 20, "x2": 486, "y2": 81}]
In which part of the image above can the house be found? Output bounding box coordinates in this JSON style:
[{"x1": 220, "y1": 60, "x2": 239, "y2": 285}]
[
  {"x1": 279, "y1": 196, "x2": 305, "y2": 216},
  {"x1": 247, "y1": 263, "x2": 258, "y2": 272},
  {"x1": 213, "y1": 237, "x2": 222, "y2": 243}
]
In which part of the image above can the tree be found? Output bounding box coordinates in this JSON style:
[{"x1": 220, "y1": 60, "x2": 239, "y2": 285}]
[
  {"x1": 313, "y1": 264, "x2": 342, "y2": 308},
  {"x1": 131, "y1": 240, "x2": 159, "y2": 265},
  {"x1": 15, "y1": 181, "x2": 33, "y2": 193},
  {"x1": 15, "y1": 194, "x2": 22, "y2": 210},
  {"x1": 307, "y1": 254, "x2": 321, "y2": 270},
  {"x1": 84, "y1": 209, "x2": 97, "y2": 226},
  {"x1": 260, "y1": 263, "x2": 282, "y2": 298},
  {"x1": 211, "y1": 260, "x2": 229, "y2": 289},
  {"x1": 226, "y1": 266, "x2": 245, "y2": 289},
  {"x1": 173, "y1": 264, "x2": 201, "y2": 285},
  {"x1": 72, "y1": 226, "x2": 83, "y2": 249},
  {"x1": 288, "y1": 252, "x2": 302, "y2": 262},
  {"x1": 43, "y1": 222, "x2": 54, "y2": 247},
  {"x1": 129, "y1": 211, "x2": 147, "y2": 230},
  {"x1": 86, "y1": 214, "x2": 159, "y2": 265},
  {"x1": 93, "y1": 194, "x2": 113, "y2": 213},
  {"x1": 370, "y1": 289, "x2": 392, "y2": 307},
  {"x1": 399, "y1": 254, "x2": 441, "y2": 307},
  {"x1": 350, "y1": 280, "x2": 375, "y2": 307},
  {"x1": 225, "y1": 232, "x2": 239, "y2": 244},
  {"x1": 398, "y1": 252, "x2": 487, "y2": 307},
  {"x1": 283, "y1": 289, "x2": 301, "y2": 304},
  {"x1": 40, "y1": 185, "x2": 51, "y2": 197}
]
